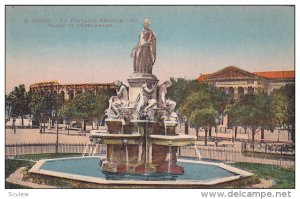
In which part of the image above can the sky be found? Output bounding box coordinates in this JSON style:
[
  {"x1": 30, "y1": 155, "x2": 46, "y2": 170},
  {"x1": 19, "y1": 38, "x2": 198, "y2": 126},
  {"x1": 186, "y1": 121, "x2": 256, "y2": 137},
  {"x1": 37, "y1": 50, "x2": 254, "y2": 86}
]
[{"x1": 6, "y1": 6, "x2": 294, "y2": 93}]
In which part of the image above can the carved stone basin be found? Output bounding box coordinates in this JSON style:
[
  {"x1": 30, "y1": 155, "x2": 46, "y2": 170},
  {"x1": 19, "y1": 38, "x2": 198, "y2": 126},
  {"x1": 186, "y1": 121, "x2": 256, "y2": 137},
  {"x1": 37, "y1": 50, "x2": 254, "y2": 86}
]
[
  {"x1": 90, "y1": 130, "x2": 141, "y2": 145},
  {"x1": 150, "y1": 134, "x2": 196, "y2": 147},
  {"x1": 105, "y1": 119, "x2": 126, "y2": 134},
  {"x1": 164, "y1": 121, "x2": 178, "y2": 127}
]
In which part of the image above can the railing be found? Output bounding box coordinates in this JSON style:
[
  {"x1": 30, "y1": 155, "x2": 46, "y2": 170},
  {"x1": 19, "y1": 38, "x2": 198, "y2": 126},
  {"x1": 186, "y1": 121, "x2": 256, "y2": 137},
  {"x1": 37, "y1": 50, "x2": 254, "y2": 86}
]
[
  {"x1": 178, "y1": 145, "x2": 295, "y2": 167},
  {"x1": 241, "y1": 141, "x2": 295, "y2": 155},
  {"x1": 5, "y1": 143, "x2": 294, "y2": 167},
  {"x1": 197, "y1": 135, "x2": 294, "y2": 144},
  {"x1": 5, "y1": 143, "x2": 107, "y2": 156}
]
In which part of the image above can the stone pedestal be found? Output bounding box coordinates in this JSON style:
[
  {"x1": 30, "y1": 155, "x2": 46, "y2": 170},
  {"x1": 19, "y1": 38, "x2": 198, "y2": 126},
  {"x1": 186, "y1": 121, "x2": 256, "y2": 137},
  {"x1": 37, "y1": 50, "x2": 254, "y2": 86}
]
[{"x1": 127, "y1": 73, "x2": 159, "y2": 103}]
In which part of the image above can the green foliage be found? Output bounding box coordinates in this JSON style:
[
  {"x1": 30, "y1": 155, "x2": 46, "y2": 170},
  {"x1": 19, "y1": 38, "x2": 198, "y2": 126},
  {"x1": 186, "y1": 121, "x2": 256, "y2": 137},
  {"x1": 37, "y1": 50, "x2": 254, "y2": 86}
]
[
  {"x1": 29, "y1": 92, "x2": 47, "y2": 123},
  {"x1": 6, "y1": 84, "x2": 31, "y2": 125},
  {"x1": 29, "y1": 92, "x2": 63, "y2": 124},
  {"x1": 227, "y1": 93, "x2": 273, "y2": 141},
  {"x1": 68, "y1": 91, "x2": 109, "y2": 121},
  {"x1": 19, "y1": 153, "x2": 81, "y2": 161},
  {"x1": 5, "y1": 159, "x2": 34, "y2": 178},
  {"x1": 56, "y1": 91, "x2": 109, "y2": 130},
  {"x1": 179, "y1": 92, "x2": 212, "y2": 118},
  {"x1": 190, "y1": 107, "x2": 219, "y2": 129},
  {"x1": 169, "y1": 78, "x2": 213, "y2": 109},
  {"x1": 169, "y1": 78, "x2": 228, "y2": 116},
  {"x1": 271, "y1": 84, "x2": 295, "y2": 142},
  {"x1": 175, "y1": 80, "x2": 226, "y2": 140},
  {"x1": 232, "y1": 162, "x2": 295, "y2": 188},
  {"x1": 58, "y1": 102, "x2": 77, "y2": 122},
  {"x1": 71, "y1": 92, "x2": 95, "y2": 120},
  {"x1": 92, "y1": 91, "x2": 110, "y2": 120}
]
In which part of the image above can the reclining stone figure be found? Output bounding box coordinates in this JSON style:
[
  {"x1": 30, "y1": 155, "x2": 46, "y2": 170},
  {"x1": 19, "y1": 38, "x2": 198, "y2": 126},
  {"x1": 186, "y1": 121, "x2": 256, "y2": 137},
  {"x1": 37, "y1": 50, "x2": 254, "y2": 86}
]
[{"x1": 106, "y1": 80, "x2": 129, "y2": 118}]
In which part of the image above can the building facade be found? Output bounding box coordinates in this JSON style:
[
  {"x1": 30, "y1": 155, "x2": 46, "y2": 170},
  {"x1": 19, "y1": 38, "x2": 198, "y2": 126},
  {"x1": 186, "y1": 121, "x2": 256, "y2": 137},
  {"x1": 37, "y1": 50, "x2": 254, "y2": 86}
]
[
  {"x1": 197, "y1": 66, "x2": 294, "y2": 131},
  {"x1": 197, "y1": 66, "x2": 295, "y2": 95},
  {"x1": 30, "y1": 81, "x2": 115, "y2": 100}
]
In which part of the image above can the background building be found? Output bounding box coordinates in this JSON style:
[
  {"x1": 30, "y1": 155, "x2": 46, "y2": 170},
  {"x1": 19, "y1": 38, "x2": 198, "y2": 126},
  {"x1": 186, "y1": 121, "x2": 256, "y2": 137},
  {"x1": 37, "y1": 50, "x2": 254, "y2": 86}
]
[
  {"x1": 197, "y1": 66, "x2": 295, "y2": 95},
  {"x1": 197, "y1": 66, "x2": 295, "y2": 130},
  {"x1": 30, "y1": 81, "x2": 115, "y2": 100}
]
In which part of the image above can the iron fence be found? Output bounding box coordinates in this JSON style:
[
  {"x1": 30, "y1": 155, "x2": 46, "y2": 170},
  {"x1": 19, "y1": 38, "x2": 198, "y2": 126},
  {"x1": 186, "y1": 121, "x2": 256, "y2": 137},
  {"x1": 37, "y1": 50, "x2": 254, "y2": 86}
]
[
  {"x1": 178, "y1": 145, "x2": 295, "y2": 167},
  {"x1": 5, "y1": 143, "x2": 106, "y2": 156},
  {"x1": 5, "y1": 143, "x2": 294, "y2": 167},
  {"x1": 241, "y1": 141, "x2": 295, "y2": 155}
]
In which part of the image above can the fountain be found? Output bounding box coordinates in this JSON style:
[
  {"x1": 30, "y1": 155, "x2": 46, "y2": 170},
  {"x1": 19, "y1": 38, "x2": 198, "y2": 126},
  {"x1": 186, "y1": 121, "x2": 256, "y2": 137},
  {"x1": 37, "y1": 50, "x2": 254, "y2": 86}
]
[
  {"x1": 28, "y1": 19, "x2": 253, "y2": 188},
  {"x1": 87, "y1": 18, "x2": 196, "y2": 174},
  {"x1": 89, "y1": 67, "x2": 195, "y2": 174}
]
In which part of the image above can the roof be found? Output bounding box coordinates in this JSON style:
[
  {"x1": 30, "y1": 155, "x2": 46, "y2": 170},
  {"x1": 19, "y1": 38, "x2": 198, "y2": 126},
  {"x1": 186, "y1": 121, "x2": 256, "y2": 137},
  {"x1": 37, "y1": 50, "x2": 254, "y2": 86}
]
[
  {"x1": 197, "y1": 66, "x2": 295, "y2": 81},
  {"x1": 253, "y1": 71, "x2": 295, "y2": 79},
  {"x1": 197, "y1": 74, "x2": 210, "y2": 81}
]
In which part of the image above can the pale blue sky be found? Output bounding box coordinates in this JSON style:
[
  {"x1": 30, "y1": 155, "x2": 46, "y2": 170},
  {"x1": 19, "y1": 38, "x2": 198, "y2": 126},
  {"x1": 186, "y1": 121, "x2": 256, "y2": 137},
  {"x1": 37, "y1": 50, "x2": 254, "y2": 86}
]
[{"x1": 6, "y1": 6, "x2": 294, "y2": 93}]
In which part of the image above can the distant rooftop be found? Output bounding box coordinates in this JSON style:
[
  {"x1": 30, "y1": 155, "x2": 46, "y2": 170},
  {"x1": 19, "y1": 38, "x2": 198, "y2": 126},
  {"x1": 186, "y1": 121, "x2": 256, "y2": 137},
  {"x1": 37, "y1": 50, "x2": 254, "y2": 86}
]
[
  {"x1": 253, "y1": 71, "x2": 295, "y2": 79},
  {"x1": 197, "y1": 66, "x2": 295, "y2": 81}
]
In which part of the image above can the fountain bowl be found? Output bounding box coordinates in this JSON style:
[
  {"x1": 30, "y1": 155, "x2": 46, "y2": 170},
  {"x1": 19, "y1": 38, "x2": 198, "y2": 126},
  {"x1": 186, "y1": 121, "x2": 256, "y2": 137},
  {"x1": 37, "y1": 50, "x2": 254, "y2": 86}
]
[{"x1": 29, "y1": 156, "x2": 253, "y2": 188}]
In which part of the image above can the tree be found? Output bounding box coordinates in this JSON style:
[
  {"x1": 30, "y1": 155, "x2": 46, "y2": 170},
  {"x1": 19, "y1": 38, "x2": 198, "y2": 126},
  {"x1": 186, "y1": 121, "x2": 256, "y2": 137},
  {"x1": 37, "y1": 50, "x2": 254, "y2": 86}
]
[
  {"x1": 228, "y1": 93, "x2": 273, "y2": 143},
  {"x1": 29, "y1": 92, "x2": 47, "y2": 133},
  {"x1": 179, "y1": 92, "x2": 212, "y2": 119},
  {"x1": 179, "y1": 82, "x2": 224, "y2": 145},
  {"x1": 190, "y1": 108, "x2": 219, "y2": 146},
  {"x1": 169, "y1": 79, "x2": 228, "y2": 136},
  {"x1": 71, "y1": 92, "x2": 98, "y2": 131},
  {"x1": 271, "y1": 84, "x2": 295, "y2": 142},
  {"x1": 226, "y1": 103, "x2": 242, "y2": 140},
  {"x1": 29, "y1": 92, "x2": 63, "y2": 133},
  {"x1": 45, "y1": 92, "x2": 63, "y2": 123},
  {"x1": 92, "y1": 91, "x2": 109, "y2": 129},
  {"x1": 6, "y1": 84, "x2": 30, "y2": 127},
  {"x1": 58, "y1": 102, "x2": 76, "y2": 134},
  {"x1": 209, "y1": 87, "x2": 229, "y2": 136},
  {"x1": 169, "y1": 78, "x2": 195, "y2": 134}
]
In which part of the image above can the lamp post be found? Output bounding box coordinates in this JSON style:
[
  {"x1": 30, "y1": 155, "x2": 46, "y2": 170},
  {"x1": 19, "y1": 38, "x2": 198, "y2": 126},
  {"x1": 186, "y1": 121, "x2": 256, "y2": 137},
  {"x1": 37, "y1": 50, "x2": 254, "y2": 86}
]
[
  {"x1": 56, "y1": 118, "x2": 59, "y2": 153},
  {"x1": 215, "y1": 118, "x2": 219, "y2": 147},
  {"x1": 52, "y1": 110, "x2": 59, "y2": 153}
]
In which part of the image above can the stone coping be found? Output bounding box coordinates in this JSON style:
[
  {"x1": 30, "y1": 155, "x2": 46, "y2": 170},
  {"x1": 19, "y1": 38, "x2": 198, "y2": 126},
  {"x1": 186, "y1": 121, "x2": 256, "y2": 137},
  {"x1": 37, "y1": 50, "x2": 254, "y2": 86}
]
[
  {"x1": 130, "y1": 120, "x2": 149, "y2": 123},
  {"x1": 29, "y1": 156, "x2": 253, "y2": 186},
  {"x1": 149, "y1": 134, "x2": 196, "y2": 146},
  {"x1": 91, "y1": 132, "x2": 195, "y2": 141},
  {"x1": 90, "y1": 132, "x2": 196, "y2": 146},
  {"x1": 105, "y1": 119, "x2": 126, "y2": 125},
  {"x1": 90, "y1": 131, "x2": 196, "y2": 140},
  {"x1": 150, "y1": 134, "x2": 197, "y2": 141},
  {"x1": 177, "y1": 159, "x2": 253, "y2": 178},
  {"x1": 90, "y1": 131, "x2": 142, "y2": 138}
]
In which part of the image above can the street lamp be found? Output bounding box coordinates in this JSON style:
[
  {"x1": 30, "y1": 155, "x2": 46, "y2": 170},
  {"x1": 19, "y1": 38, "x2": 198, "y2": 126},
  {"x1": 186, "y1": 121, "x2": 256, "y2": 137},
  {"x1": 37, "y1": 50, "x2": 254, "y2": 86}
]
[
  {"x1": 56, "y1": 116, "x2": 59, "y2": 153},
  {"x1": 52, "y1": 110, "x2": 59, "y2": 153},
  {"x1": 215, "y1": 118, "x2": 219, "y2": 147}
]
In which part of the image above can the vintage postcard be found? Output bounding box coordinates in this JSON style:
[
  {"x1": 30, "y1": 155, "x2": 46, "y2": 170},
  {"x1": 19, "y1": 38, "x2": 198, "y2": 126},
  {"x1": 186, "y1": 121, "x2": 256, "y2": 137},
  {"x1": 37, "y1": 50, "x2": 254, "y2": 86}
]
[{"x1": 4, "y1": 4, "x2": 295, "y2": 197}]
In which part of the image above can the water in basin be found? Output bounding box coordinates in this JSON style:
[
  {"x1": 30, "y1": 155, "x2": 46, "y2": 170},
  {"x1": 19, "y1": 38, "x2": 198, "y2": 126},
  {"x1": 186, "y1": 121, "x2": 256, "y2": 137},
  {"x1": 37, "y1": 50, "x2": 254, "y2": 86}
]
[{"x1": 40, "y1": 157, "x2": 237, "y2": 182}]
